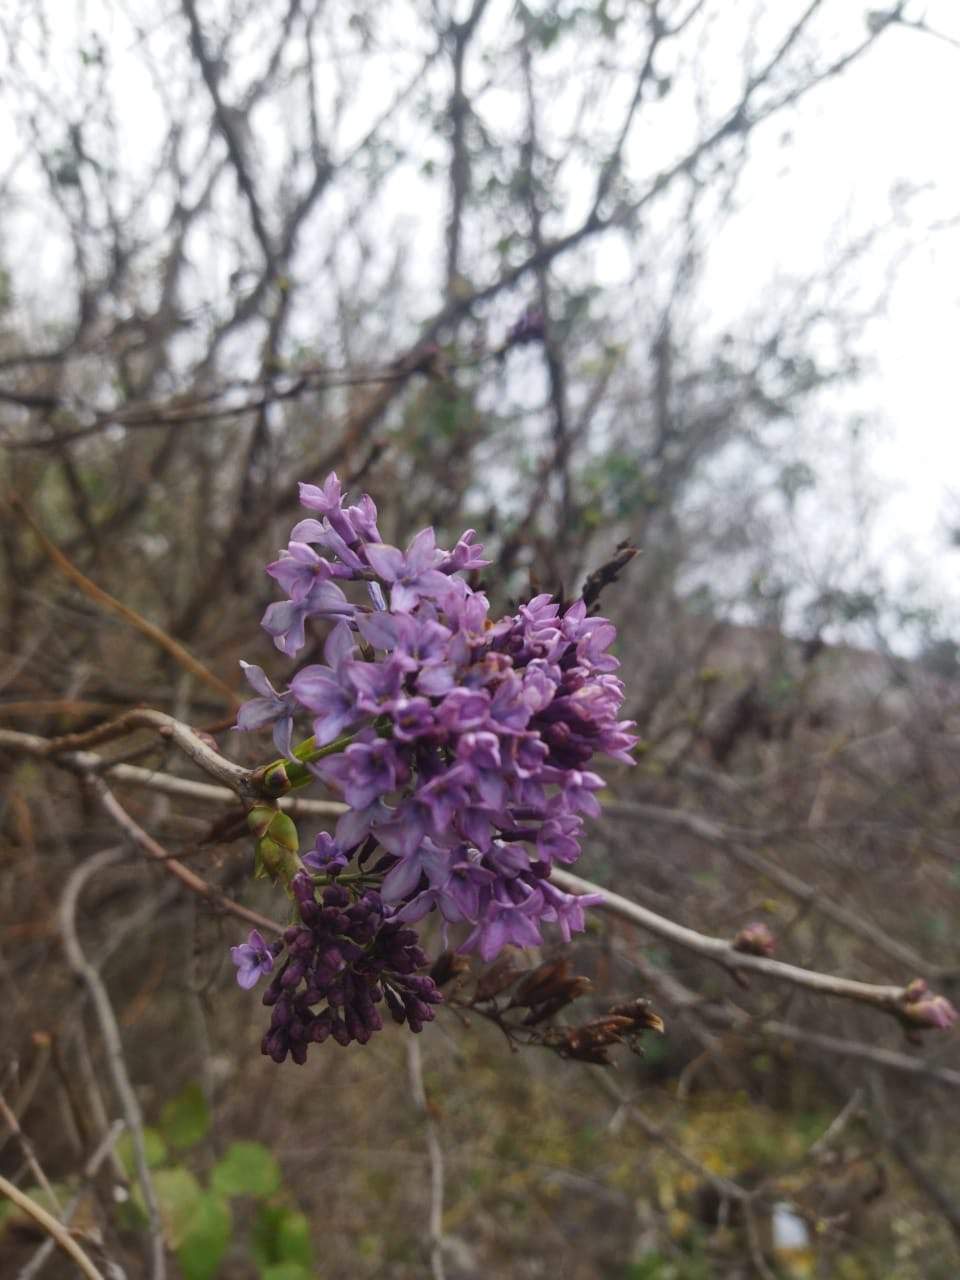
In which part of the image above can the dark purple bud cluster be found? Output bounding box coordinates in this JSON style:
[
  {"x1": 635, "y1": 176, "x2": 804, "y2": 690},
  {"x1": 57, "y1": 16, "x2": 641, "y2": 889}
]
[{"x1": 258, "y1": 873, "x2": 441, "y2": 1064}]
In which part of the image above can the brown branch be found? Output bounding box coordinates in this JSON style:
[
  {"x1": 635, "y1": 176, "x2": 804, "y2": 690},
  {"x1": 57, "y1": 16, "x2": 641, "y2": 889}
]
[
  {"x1": 9, "y1": 497, "x2": 239, "y2": 708},
  {"x1": 603, "y1": 799, "x2": 942, "y2": 976},
  {"x1": 550, "y1": 866, "x2": 925, "y2": 1021},
  {"x1": 0, "y1": 1174, "x2": 106, "y2": 1280},
  {"x1": 181, "y1": 0, "x2": 276, "y2": 269},
  {"x1": 0, "y1": 1089, "x2": 62, "y2": 1214},
  {"x1": 13, "y1": 710, "x2": 254, "y2": 794},
  {"x1": 18, "y1": 1119, "x2": 126, "y2": 1280},
  {"x1": 59, "y1": 847, "x2": 166, "y2": 1280},
  {"x1": 580, "y1": 543, "x2": 640, "y2": 609},
  {"x1": 444, "y1": 0, "x2": 490, "y2": 298},
  {"x1": 0, "y1": 698, "x2": 126, "y2": 719},
  {"x1": 90, "y1": 777, "x2": 282, "y2": 936},
  {"x1": 622, "y1": 947, "x2": 960, "y2": 1093},
  {"x1": 519, "y1": 24, "x2": 572, "y2": 545},
  {"x1": 0, "y1": 722, "x2": 284, "y2": 930}
]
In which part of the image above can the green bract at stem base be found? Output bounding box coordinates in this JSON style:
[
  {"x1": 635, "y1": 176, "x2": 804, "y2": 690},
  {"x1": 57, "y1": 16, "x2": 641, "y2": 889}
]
[{"x1": 254, "y1": 720, "x2": 390, "y2": 796}]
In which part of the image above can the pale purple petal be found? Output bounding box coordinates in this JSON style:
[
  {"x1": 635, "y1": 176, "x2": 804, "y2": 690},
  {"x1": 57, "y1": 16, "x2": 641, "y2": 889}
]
[{"x1": 364, "y1": 543, "x2": 406, "y2": 582}]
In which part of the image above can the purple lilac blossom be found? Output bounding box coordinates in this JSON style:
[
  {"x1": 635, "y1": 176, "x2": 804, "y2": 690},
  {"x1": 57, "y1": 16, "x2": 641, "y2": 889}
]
[
  {"x1": 235, "y1": 472, "x2": 637, "y2": 1055},
  {"x1": 231, "y1": 930, "x2": 276, "y2": 990},
  {"x1": 302, "y1": 831, "x2": 349, "y2": 874},
  {"x1": 234, "y1": 663, "x2": 297, "y2": 757}
]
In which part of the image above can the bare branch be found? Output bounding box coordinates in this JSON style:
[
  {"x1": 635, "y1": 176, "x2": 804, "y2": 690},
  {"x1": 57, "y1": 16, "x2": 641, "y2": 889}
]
[
  {"x1": 0, "y1": 1173, "x2": 106, "y2": 1280},
  {"x1": 91, "y1": 777, "x2": 282, "y2": 936},
  {"x1": 551, "y1": 866, "x2": 926, "y2": 1020},
  {"x1": 603, "y1": 799, "x2": 942, "y2": 975},
  {"x1": 59, "y1": 847, "x2": 166, "y2": 1280},
  {"x1": 9, "y1": 497, "x2": 238, "y2": 708},
  {"x1": 407, "y1": 1037, "x2": 446, "y2": 1280},
  {"x1": 18, "y1": 1119, "x2": 126, "y2": 1280}
]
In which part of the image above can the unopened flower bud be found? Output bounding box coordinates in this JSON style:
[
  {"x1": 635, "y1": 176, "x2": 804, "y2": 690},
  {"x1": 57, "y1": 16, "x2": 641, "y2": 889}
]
[
  {"x1": 247, "y1": 803, "x2": 277, "y2": 840},
  {"x1": 900, "y1": 983, "x2": 958, "y2": 1031},
  {"x1": 733, "y1": 922, "x2": 776, "y2": 957},
  {"x1": 261, "y1": 761, "x2": 292, "y2": 796}
]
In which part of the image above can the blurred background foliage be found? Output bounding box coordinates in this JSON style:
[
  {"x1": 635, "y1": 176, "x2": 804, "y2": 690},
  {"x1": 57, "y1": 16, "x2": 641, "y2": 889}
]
[{"x1": 1, "y1": 0, "x2": 959, "y2": 1276}]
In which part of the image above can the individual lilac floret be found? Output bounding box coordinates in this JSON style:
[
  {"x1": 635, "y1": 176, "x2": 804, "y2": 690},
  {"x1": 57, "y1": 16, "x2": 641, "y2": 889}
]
[
  {"x1": 441, "y1": 530, "x2": 490, "y2": 574},
  {"x1": 231, "y1": 930, "x2": 276, "y2": 990},
  {"x1": 302, "y1": 831, "x2": 349, "y2": 875},
  {"x1": 298, "y1": 474, "x2": 356, "y2": 544},
  {"x1": 261, "y1": 579, "x2": 355, "y2": 656},
  {"x1": 289, "y1": 623, "x2": 360, "y2": 744},
  {"x1": 266, "y1": 542, "x2": 339, "y2": 602},
  {"x1": 235, "y1": 663, "x2": 297, "y2": 757},
  {"x1": 365, "y1": 528, "x2": 451, "y2": 612}
]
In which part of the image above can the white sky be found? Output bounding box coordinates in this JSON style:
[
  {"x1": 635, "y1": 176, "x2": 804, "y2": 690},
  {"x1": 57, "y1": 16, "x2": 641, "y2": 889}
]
[
  {"x1": 702, "y1": 5, "x2": 960, "y2": 621},
  {"x1": 3, "y1": 1, "x2": 959, "y2": 636}
]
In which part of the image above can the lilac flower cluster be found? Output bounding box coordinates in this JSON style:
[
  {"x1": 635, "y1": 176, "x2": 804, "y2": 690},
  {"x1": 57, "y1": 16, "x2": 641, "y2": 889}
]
[{"x1": 234, "y1": 472, "x2": 635, "y2": 1056}]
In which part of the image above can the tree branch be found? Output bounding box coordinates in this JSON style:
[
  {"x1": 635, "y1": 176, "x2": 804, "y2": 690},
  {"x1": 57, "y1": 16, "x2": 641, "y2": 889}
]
[
  {"x1": 603, "y1": 799, "x2": 942, "y2": 975},
  {"x1": 0, "y1": 1174, "x2": 106, "y2": 1280},
  {"x1": 59, "y1": 847, "x2": 166, "y2": 1280},
  {"x1": 550, "y1": 866, "x2": 931, "y2": 1022},
  {"x1": 91, "y1": 777, "x2": 283, "y2": 936}
]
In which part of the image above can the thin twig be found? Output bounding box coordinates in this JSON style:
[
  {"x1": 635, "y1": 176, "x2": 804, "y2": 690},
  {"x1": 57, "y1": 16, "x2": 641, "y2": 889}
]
[
  {"x1": 0, "y1": 1090, "x2": 62, "y2": 1214},
  {"x1": 550, "y1": 867, "x2": 920, "y2": 1019},
  {"x1": 90, "y1": 777, "x2": 282, "y2": 935},
  {"x1": 760, "y1": 1021, "x2": 960, "y2": 1090},
  {"x1": 0, "y1": 725, "x2": 344, "y2": 814},
  {"x1": 407, "y1": 1038, "x2": 446, "y2": 1280},
  {"x1": 621, "y1": 946, "x2": 960, "y2": 1092},
  {"x1": 0, "y1": 1174, "x2": 106, "y2": 1280},
  {"x1": 0, "y1": 713, "x2": 256, "y2": 798},
  {"x1": 17, "y1": 1119, "x2": 126, "y2": 1280},
  {"x1": 59, "y1": 847, "x2": 167, "y2": 1280},
  {"x1": 8, "y1": 496, "x2": 238, "y2": 707},
  {"x1": 807, "y1": 1089, "x2": 864, "y2": 1160},
  {"x1": 603, "y1": 799, "x2": 941, "y2": 975},
  {"x1": 594, "y1": 1073, "x2": 778, "y2": 1278}
]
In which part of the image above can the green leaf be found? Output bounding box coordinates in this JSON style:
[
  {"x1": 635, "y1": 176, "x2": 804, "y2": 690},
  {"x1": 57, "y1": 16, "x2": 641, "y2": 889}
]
[
  {"x1": 276, "y1": 1209, "x2": 314, "y2": 1267},
  {"x1": 251, "y1": 1203, "x2": 286, "y2": 1269},
  {"x1": 261, "y1": 1265, "x2": 313, "y2": 1280},
  {"x1": 117, "y1": 1127, "x2": 167, "y2": 1176},
  {"x1": 252, "y1": 1204, "x2": 313, "y2": 1269},
  {"x1": 160, "y1": 1083, "x2": 211, "y2": 1150},
  {"x1": 211, "y1": 1142, "x2": 282, "y2": 1199},
  {"x1": 152, "y1": 1167, "x2": 203, "y2": 1246},
  {"x1": 177, "y1": 1191, "x2": 232, "y2": 1280}
]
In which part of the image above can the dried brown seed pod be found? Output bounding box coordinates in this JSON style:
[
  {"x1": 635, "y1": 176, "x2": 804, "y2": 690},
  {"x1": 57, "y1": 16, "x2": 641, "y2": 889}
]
[
  {"x1": 429, "y1": 951, "x2": 472, "y2": 988},
  {"x1": 473, "y1": 951, "x2": 526, "y2": 1002}
]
